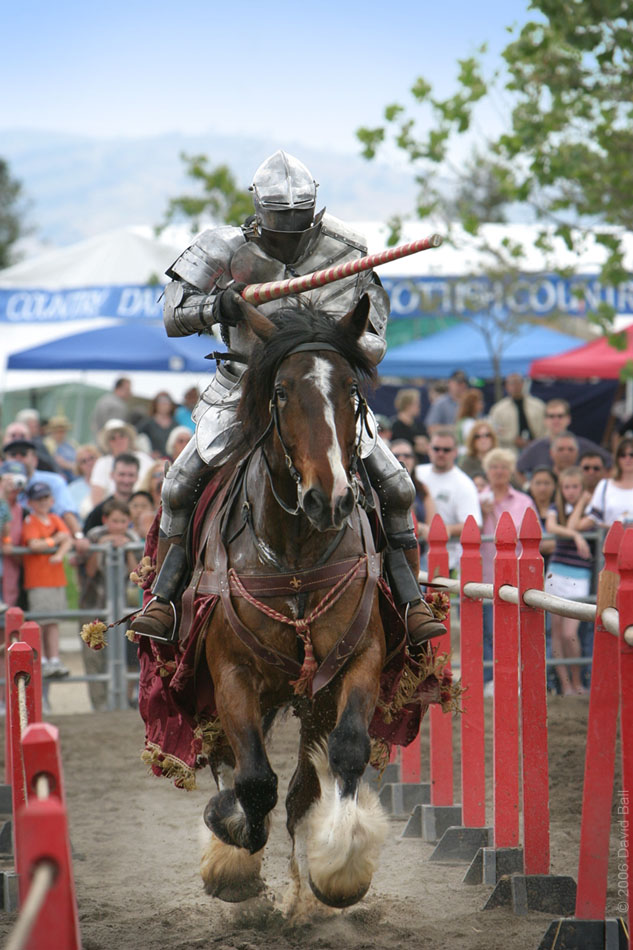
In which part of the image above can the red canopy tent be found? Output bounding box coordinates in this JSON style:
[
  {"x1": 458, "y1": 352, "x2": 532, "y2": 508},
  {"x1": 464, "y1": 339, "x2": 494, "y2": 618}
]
[{"x1": 530, "y1": 326, "x2": 633, "y2": 378}]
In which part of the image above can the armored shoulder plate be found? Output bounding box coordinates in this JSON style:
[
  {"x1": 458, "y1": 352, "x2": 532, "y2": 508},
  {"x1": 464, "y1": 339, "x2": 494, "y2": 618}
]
[
  {"x1": 166, "y1": 226, "x2": 246, "y2": 293},
  {"x1": 319, "y1": 213, "x2": 368, "y2": 254}
]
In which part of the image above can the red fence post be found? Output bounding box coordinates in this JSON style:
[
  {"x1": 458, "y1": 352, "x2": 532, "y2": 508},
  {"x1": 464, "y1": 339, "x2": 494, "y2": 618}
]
[
  {"x1": 21, "y1": 723, "x2": 67, "y2": 805},
  {"x1": 459, "y1": 516, "x2": 485, "y2": 828},
  {"x1": 427, "y1": 515, "x2": 453, "y2": 806},
  {"x1": 616, "y1": 527, "x2": 633, "y2": 942},
  {"x1": 575, "y1": 522, "x2": 622, "y2": 919},
  {"x1": 4, "y1": 607, "x2": 24, "y2": 786},
  {"x1": 492, "y1": 511, "x2": 520, "y2": 848},
  {"x1": 518, "y1": 508, "x2": 550, "y2": 875},
  {"x1": 15, "y1": 796, "x2": 81, "y2": 949},
  {"x1": 7, "y1": 642, "x2": 35, "y2": 816},
  {"x1": 19, "y1": 622, "x2": 43, "y2": 724}
]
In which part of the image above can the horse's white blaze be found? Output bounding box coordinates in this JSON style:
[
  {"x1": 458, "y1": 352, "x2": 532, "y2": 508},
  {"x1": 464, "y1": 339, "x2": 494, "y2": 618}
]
[{"x1": 305, "y1": 357, "x2": 349, "y2": 503}]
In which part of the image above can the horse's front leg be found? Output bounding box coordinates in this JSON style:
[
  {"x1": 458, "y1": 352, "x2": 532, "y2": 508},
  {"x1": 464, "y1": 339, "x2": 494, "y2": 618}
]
[
  {"x1": 201, "y1": 639, "x2": 278, "y2": 901},
  {"x1": 307, "y1": 620, "x2": 389, "y2": 909}
]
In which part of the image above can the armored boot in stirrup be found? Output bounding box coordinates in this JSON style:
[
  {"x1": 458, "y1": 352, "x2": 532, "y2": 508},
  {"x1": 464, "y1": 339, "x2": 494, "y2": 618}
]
[
  {"x1": 384, "y1": 546, "x2": 446, "y2": 646},
  {"x1": 130, "y1": 535, "x2": 187, "y2": 642}
]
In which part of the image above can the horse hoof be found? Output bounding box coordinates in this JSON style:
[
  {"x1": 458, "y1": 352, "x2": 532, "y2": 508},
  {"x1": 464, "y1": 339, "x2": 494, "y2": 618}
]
[
  {"x1": 308, "y1": 874, "x2": 370, "y2": 908},
  {"x1": 205, "y1": 875, "x2": 265, "y2": 903}
]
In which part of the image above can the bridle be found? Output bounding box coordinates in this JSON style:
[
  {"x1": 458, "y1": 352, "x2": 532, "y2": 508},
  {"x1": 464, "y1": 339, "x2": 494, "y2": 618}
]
[{"x1": 258, "y1": 341, "x2": 374, "y2": 517}]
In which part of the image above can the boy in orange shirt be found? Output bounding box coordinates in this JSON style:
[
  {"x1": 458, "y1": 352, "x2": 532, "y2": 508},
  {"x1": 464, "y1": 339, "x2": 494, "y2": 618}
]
[{"x1": 21, "y1": 481, "x2": 73, "y2": 678}]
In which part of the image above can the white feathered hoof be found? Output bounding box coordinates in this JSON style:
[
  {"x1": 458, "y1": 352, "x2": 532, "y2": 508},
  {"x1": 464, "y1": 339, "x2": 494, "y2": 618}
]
[
  {"x1": 308, "y1": 873, "x2": 370, "y2": 908},
  {"x1": 200, "y1": 830, "x2": 265, "y2": 902},
  {"x1": 306, "y1": 746, "x2": 388, "y2": 909}
]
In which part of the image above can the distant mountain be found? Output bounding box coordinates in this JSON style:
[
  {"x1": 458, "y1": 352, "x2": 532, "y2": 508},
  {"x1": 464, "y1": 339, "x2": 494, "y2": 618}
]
[{"x1": 2, "y1": 129, "x2": 419, "y2": 248}]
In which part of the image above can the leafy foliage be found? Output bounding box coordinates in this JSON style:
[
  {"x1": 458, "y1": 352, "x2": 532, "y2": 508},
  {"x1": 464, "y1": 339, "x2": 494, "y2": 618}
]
[
  {"x1": 158, "y1": 154, "x2": 252, "y2": 233},
  {"x1": 0, "y1": 159, "x2": 28, "y2": 270},
  {"x1": 356, "y1": 1, "x2": 633, "y2": 373}
]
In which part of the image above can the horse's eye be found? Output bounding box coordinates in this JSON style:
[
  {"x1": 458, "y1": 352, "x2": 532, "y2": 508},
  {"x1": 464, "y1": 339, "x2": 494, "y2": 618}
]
[
  {"x1": 350, "y1": 383, "x2": 359, "y2": 398},
  {"x1": 275, "y1": 385, "x2": 287, "y2": 403}
]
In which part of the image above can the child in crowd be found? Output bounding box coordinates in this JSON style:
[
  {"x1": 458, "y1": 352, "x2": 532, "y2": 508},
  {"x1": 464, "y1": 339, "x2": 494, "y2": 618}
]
[
  {"x1": 545, "y1": 466, "x2": 592, "y2": 696},
  {"x1": 128, "y1": 490, "x2": 156, "y2": 540},
  {"x1": 78, "y1": 499, "x2": 139, "y2": 710},
  {"x1": 20, "y1": 481, "x2": 73, "y2": 678}
]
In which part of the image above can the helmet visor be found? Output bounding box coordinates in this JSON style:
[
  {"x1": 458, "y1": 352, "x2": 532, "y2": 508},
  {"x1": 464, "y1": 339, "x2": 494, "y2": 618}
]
[{"x1": 258, "y1": 207, "x2": 314, "y2": 234}]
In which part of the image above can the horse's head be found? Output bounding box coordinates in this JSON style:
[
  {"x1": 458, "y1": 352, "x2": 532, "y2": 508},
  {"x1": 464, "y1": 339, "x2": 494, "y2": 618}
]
[{"x1": 233, "y1": 293, "x2": 375, "y2": 532}]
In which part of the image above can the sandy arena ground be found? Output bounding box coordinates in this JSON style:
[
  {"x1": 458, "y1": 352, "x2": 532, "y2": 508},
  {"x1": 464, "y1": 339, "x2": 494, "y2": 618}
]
[{"x1": 0, "y1": 645, "x2": 625, "y2": 950}]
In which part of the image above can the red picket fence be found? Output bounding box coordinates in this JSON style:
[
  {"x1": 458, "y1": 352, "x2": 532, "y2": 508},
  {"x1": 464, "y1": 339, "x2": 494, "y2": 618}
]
[
  {"x1": 410, "y1": 512, "x2": 631, "y2": 943},
  {"x1": 3, "y1": 609, "x2": 81, "y2": 950}
]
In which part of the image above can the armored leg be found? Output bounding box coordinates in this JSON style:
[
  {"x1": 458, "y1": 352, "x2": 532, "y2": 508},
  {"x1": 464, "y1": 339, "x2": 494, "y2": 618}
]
[
  {"x1": 130, "y1": 439, "x2": 212, "y2": 641},
  {"x1": 364, "y1": 438, "x2": 445, "y2": 645}
]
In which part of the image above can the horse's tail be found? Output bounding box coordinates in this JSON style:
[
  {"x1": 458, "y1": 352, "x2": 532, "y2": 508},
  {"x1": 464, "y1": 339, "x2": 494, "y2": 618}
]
[{"x1": 306, "y1": 744, "x2": 388, "y2": 908}]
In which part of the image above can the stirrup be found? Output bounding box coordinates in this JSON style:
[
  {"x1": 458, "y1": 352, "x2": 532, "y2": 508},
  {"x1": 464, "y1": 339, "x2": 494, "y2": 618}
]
[{"x1": 133, "y1": 595, "x2": 179, "y2": 643}]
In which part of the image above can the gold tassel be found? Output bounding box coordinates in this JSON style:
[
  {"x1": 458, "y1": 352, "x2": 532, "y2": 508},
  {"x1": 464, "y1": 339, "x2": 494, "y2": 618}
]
[
  {"x1": 369, "y1": 737, "x2": 390, "y2": 775},
  {"x1": 141, "y1": 744, "x2": 197, "y2": 790},
  {"x1": 80, "y1": 620, "x2": 108, "y2": 650},
  {"x1": 424, "y1": 589, "x2": 450, "y2": 622},
  {"x1": 130, "y1": 555, "x2": 155, "y2": 587}
]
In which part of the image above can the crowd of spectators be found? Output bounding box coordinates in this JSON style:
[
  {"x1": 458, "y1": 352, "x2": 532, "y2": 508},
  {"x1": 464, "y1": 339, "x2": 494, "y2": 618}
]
[
  {"x1": 377, "y1": 373, "x2": 618, "y2": 698},
  {"x1": 0, "y1": 369, "x2": 623, "y2": 709},
  {"x1": 0, "y1": 377, "x2": 196, "y2": 714}
]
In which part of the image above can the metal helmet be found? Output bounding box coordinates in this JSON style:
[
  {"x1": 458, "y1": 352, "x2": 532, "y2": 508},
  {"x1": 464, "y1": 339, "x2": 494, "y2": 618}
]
[{"x1": 250, "y1": 150, "x2": 322, "y2": 264}]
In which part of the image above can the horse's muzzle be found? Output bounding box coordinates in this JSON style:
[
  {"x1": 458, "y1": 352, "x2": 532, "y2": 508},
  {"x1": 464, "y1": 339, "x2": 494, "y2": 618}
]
[{"x1": 302, "y1": 485, "x2": 355, "y2": 531}]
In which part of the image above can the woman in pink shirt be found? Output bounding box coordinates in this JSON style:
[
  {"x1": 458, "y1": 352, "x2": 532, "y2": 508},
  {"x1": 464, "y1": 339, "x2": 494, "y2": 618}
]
[{"x1": 479, "y1": 448, "x2": 537, "y2": 693}]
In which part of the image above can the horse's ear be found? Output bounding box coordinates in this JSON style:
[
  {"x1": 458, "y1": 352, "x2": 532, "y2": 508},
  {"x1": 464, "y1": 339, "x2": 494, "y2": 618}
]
[
  {"x1": 235, "y1": 293, "x2": 277, "y2": 341},
  {"x1": 339, "y1": 293, "x2": 370, "y2": 340}
]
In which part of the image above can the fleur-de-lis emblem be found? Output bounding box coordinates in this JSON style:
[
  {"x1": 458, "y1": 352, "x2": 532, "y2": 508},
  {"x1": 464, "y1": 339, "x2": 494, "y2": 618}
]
[{"x1": 290, "y1": 576, "x2": 302, "y2": 591}]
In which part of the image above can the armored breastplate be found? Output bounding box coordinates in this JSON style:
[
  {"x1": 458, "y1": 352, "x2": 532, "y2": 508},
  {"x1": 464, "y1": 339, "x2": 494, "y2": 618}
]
[{"x1": 230, "y1": 214, "x2": 373, "y2": 319}]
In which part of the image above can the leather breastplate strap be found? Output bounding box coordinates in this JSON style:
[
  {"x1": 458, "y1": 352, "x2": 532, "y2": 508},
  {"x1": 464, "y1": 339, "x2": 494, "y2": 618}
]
[
  {"x1": 214, "y1": 508, "x2": 381, "y2": 695},
  {"x1": 197, "y1": 556, "x2": 365, "y2": 597}
]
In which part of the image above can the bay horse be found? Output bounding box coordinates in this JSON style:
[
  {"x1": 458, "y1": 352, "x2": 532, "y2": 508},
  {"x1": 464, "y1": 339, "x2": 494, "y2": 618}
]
[{"x1": 198, "y1": 293, "x2": 389, "y2": 914}]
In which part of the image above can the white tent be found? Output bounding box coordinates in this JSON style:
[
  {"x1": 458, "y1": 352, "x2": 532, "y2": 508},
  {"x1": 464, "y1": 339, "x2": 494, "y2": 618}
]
[
  {"x1": 2, "y1": 220, "x2": 631, "y2": 401},
  {"x1": 0, "y1": 226, "x2": 207, "y2": 399}
]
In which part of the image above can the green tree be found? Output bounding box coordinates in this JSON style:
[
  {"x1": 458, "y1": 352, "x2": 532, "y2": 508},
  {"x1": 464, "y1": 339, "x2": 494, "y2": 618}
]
[
  {"x1": 357, "y1": 2, "x2": 633, "y2": 366},
  {"x1": 158, "y1": 153, "x2": 252, "y2": 233},
  {"x1": 0, "y1": 158, "x2": 28, "y2": 270}
]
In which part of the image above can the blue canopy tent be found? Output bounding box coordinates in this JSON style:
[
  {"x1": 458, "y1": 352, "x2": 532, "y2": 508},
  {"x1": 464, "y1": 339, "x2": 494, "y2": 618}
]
[
  {"x1": 7, "y1": 321, "x2": 218, "y2": 373},
  {"x1": 379, "y1": 320, "x2": 582, "y2": 379}
]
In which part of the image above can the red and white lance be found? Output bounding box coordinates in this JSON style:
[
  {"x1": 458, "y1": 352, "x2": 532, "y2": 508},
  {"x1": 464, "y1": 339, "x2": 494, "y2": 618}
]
[{"x1": 241, "y1": 233, "x2": 443, "y2": 304}]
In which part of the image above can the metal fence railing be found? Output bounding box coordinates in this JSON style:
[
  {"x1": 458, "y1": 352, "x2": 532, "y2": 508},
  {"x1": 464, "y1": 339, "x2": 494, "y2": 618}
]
[
  {"x1": 2, "y1": 542, "x2": 145, "y2": 711},
  {"x1": 0, "y1": 527, "x2": 609, "y2": 710}
]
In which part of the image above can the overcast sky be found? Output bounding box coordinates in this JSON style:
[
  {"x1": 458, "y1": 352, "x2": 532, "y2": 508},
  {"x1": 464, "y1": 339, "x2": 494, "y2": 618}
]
[{"x1": 4, "y1": 0, "x2": 533, "y2": 152}]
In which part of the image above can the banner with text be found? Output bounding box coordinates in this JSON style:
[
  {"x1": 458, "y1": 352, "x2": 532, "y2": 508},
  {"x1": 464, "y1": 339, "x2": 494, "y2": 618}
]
[{"x1": 1, "y1": 274, "x2": 633, "y2": 323}]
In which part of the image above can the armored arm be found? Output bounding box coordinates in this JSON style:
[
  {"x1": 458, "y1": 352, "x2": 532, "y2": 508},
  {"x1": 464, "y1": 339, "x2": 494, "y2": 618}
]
[
  {"x1": 358, "y1": 273, "x2": 390, "y2": 365},
  {"x1": 163, "y1": 226, "x2": 246, "y2": 338}
]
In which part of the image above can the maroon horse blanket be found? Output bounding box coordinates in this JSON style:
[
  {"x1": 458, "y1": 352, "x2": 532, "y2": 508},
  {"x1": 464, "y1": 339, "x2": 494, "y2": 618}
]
[{"x1": 132, "y1": 478, "x2": 457, "y2": 789}]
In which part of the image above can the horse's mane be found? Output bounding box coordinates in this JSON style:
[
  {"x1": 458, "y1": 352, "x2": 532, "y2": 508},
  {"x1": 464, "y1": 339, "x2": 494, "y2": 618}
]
[{"x1": 222, "y1": 302, "x2": 376, "y2": 467}]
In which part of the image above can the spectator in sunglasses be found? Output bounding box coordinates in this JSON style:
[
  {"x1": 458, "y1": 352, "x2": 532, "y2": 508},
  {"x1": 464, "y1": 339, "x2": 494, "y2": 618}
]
[
  {"x1": 415, "y1": 428, "x2": 482, "y2": 571},
  {"x1": 459, "y1": 422, "x2": 498, "y2": 479},
  {"x1": 516, "y1": 398, "x2": 611, "y2": 484},
  {"x1": 578, "y1": 452, "x2": 607, "y2": 494},
  {"x1": 570, "y1": 436, "x2": 633, "y2": 530}
]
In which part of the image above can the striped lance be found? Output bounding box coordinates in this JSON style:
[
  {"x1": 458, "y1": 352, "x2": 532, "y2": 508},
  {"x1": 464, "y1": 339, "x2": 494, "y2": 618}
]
[{"x1": 242, "y1": 233, "x2": 443, "y2": 304}]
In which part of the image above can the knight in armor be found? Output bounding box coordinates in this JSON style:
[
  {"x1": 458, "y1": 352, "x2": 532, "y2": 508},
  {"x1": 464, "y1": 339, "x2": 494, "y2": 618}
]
[{"x1": 131, "y1": 150, "x2": 445, "y2": 644}]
